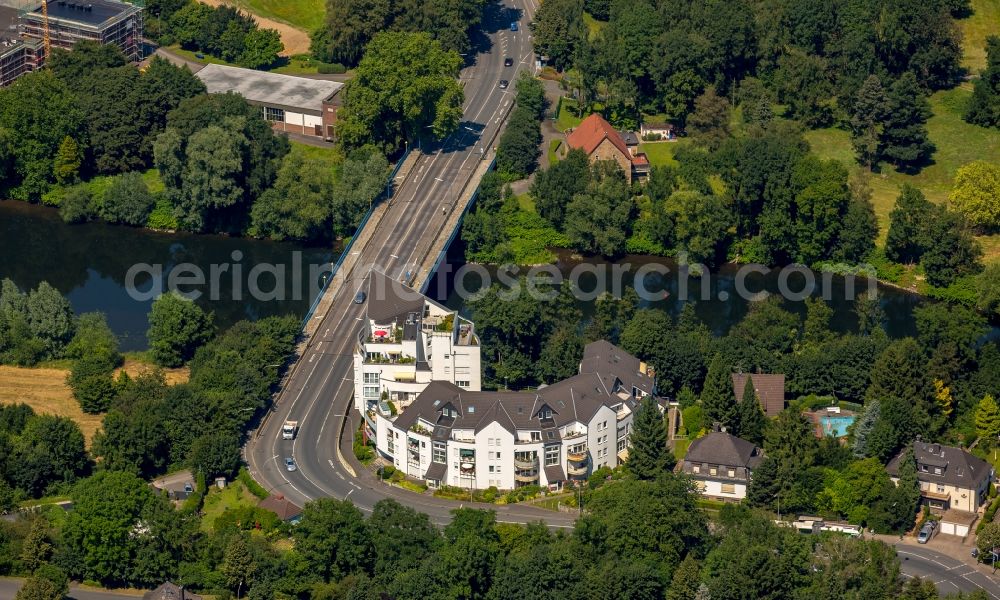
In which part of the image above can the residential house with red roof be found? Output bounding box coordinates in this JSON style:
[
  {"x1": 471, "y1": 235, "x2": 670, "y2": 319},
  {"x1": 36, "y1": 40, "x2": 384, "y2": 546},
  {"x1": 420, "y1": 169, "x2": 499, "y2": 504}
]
[{"x1": 565, "y1": 113, "x2": 649, "y2": 183}]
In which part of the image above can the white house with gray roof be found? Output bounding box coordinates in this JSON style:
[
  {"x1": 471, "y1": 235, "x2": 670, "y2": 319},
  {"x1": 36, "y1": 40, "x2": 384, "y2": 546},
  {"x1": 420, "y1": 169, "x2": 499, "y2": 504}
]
[
  {"x1": 886, "y1": 440, "x2": 994, "y2": 513},
  {"x1": 372, "y1": 340, "x2": 655, "y2": 490}
]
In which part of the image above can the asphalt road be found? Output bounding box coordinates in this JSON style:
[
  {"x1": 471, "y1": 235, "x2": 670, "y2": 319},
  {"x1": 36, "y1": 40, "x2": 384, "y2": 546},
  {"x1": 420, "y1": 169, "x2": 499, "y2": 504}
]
[
  {"x1": 0, "y1": 579, "x2": 142, "y2": 600},
  {"x1": 244, "y1": 0, "x2": 577, "y2": 529},
  {"x1": 895, "y1": 543, "x2": 1000, "y2": 599}
]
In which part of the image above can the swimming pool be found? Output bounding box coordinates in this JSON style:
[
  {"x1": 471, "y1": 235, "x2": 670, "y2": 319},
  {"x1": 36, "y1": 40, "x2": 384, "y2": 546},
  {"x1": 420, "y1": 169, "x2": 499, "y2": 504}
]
[{"x1": 819, "y1": 415, "x2": 855, "y2": 437}]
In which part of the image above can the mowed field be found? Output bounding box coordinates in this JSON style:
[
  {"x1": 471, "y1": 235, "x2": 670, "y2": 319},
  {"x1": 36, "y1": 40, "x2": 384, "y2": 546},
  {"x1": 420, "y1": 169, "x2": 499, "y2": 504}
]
[
  {"x1": 198, "y1": 0, "x2": 319, "y2": 55},
  {"x1": 0, "y1": 360, "x2": 189, "y2": 446}
]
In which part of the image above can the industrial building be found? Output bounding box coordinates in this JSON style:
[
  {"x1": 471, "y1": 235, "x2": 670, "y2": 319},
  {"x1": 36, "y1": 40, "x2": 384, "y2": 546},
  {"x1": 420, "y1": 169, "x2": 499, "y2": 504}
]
[
  {"x1": 0, "y1": 0, "x2": 142, "y2": 86},
  {"x1": 195, "y1": 63, "x2": 344, "y2": 140}
]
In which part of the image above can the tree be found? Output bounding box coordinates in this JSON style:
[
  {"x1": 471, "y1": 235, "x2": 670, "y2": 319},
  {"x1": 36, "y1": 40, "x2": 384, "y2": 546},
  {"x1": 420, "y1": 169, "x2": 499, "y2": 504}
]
[
  {"x1": 976, "y1": 263, "x2": 1000, "y2": 318},
  {"x1": 920, "y1": 208, "x2": 983, "y2": 287},
  {"x1": 331, "y1": 151, "x2": 390, "y2": 238},
  {"x1": 736, "y1": 377, "x2": 765, "y2": 445},
  {"x1": 239, "y1": 28, "x2": 283, "y2": 69},
  {"x1": 668, "y1": 191, "x2": 731, "y2": 266},
  {"x1": 67, "y1": 351, "x2": 118, "y2": 413},
  {"x1": 687, "y1": 87, "x2": 731, "y2": 150},
  {"x1": 852, "y1": 400, "x2": 879, "y2": 458},
  {"x1": 532, "y1": 0, "x2": 585, "y2": 70},
  {"x1": 147, "y1": 292, "x2": 214, "y2": 367},
  {"x1": 175, "y1": 123, "x2": 249, "y2": 231},
  {"x1": 336, "y1": 31, "x2": 464, "y2": 154},
  {"x1": 65, "y1": 313, "x2": 119, "y2": 360},
  {"x1": 496, "y1": 106, "x2": 542, "y2": 178},
  {"x1": 20, "y1": 519, "x2": 53, "y2": 572},
  {"x1": 978, "y1": 521, "x2": 1000, "y2": 558},
  {"x1": 666, "y1": 555, "x2": 701, "y2": 600},
  {"x1": 701, "y1": 354, "x2": 736, "y2": 430},
  {"x1": 100, "y1": 172, "x2": 156, "y2": 227},
  {"x1": 849, "y1": 75, "x2": 889, "y2": 169},
  {"x1": 530, "y1": 149, "x2": 591, "y2": 227},
  {"x1": 835, "y1": 175, "x2": 879, "y2": 262},
  {"x1": 854, "y1": 293, "x2": 886, "y2": 336},
  {"x1": 880, "y1": 73, "x2": 934, "y2": 171},
  {"x1": 975, "y1": 394, "x2": 1000, "y2": 439},
  {"x1": 14, "y1": 576, "x2": 66, "y2": 600},
  {"x1": 965, "y1": 36, "x2": 1000, "y2": 127},
  {"x1": 249, "y1": 151, "x2": 335, "y2": 241},
  {"x1": 564, "y1": 172, "x2": 634, "y2": 257},
  {"x1": 535, "y1": 326, "x2": 583, "y2": 384},
  {"x1": 222, "y1": 534, "x2": 257, "y2": 598},
  {"x1": 949, "y1": 161, "x2": 1000, "y2": 229},
  {"x1": 52, "y1": 136, "x2": 82, "y2": 185},
  {"x1": 294, "y1": 498, "x2": 374, "y2": 582},
  {"x1": 189, "y1": 432, "x2": 241, "y2": 479},
  {"x1": 885, "y1": 185, "x2": 934, "y2": 263},
  {"x1": 26, "y1": 282, "x2": 75, "y2": 357},
  {"x1": 627, "y1": 395, "x2": 674, "y2": 479}
]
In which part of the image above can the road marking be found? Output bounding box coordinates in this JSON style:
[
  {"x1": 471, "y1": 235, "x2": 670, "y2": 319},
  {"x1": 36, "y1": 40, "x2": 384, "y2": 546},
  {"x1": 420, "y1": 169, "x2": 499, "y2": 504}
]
[
  {"x1": 346, "y1": 489, "x2": 354, "y2": 498},
  {"x1": 308, "y1": 354, "x2": 316, "y2": 363}
]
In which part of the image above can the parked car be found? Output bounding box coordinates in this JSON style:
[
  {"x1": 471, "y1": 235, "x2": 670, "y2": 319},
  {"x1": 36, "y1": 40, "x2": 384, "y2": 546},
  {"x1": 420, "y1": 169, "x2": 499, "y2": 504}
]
[
  {"x1": 284, "y1": 457, "x2": 297, "y2": 472},
  {"x1": 917, "y1": 522, "x2": 934, "y2": 544},
  {"x1": 510, "y1": 21, "x2": 518, "y2": 31},
  {"x1": 972, "y1": 547, "x2": 979, "y2": 559},
  {"x1": 504, "y1": 57, "x2": 513, "y2": 67},
  {"x1": 499, "y1": 80, "x2": 509, "y2": 89},
  {"x1": 354, "y1": 290, "x2": 366, "y2": 304}
]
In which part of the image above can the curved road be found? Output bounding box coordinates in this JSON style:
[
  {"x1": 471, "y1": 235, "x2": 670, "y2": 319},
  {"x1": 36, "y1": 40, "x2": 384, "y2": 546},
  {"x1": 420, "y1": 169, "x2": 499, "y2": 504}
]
[{"x1": 245, "y1": 0, "x2": 576, "y2": 529}]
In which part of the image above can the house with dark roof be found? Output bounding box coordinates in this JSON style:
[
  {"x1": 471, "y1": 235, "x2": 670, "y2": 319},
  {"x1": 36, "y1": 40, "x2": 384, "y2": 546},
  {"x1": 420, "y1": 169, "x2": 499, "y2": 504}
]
[
  {"x1": 354, "y1": 270, "x2": 481, "y2": 430},
  {"x1": 143, "y1": 582, "x2": 202, "y2": 600},
  {"x1": 374, "y1": 341, "x2": 655, "y2": 491},
  {"x1": 731, "y1": 373, "x2": 785, "y2": 417},
  {"x1": 565, "y1": 113, "x2": 649, "y2": 183},
  {"x1": 681, "y1": 430, "x2": 764, "y2": 501},
  {"x1": 886, "y1": 440, "x2": 994, "y2": 513},
  {"x1": 258, "y1": 494, "x2": 303, "y2": 523}
]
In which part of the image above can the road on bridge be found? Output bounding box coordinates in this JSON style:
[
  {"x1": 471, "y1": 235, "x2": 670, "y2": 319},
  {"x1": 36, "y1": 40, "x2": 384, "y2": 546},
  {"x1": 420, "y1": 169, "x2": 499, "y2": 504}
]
[{"x1": 244, "y1": 0, "x2": 578, "y2": 529}]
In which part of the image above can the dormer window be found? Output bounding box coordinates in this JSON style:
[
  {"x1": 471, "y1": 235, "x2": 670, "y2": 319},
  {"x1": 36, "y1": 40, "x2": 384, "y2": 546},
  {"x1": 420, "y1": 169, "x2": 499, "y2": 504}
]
[
  {"x1": 541, "y1": 409, "x2": 552, "y2": 419},
  {"x1": 934, "y1": 467, "x2": 942, "y2": 475}
]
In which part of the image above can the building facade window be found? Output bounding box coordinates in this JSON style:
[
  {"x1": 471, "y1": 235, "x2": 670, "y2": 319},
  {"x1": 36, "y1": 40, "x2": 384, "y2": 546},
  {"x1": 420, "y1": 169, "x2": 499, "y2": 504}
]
[
  {"x1": 727, "y1": 468, "x2": 736, "y2": 478},
  {"x1": 263, "y1": 106, "x2": 285, "y2": 122},
  {"x1": 364, "y1": 386, "x2": 379, "y2": 398},
  {"x1": 433, "y1": 442, "x2": 446, "y2": 463},
  {"x1": 544, "y1": 444, "x2": 560, "y2": 466},
  {"x1": 709, "y1": 466, "x2": 718, "y2": 476},
  {"x1": 363, "y1": 372, "x2": 379, "y2": 384},
  {"x1": 531, "y1": 431, "x2": 541, "y2": 441},
  {"x1": 721, "y1": 483, "x2": 736, "y2": 494},
  {"x1": 456, "y1": 380, "x2": 470, "y2": 388}
]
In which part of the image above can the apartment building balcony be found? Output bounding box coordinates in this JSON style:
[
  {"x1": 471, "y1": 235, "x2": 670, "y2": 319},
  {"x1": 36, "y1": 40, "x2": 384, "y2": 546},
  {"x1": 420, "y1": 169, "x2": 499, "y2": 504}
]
[
  {"x1": 515, "y1": 468, "x2": 540, "y2": 483},
  {"x1": 567, "y1": 462, "x2": 588, "y2": 477},
  {"x1": 566, "y1": 448, "x2": 588, "y2": 463},
  {"x1": 364, "y1": 354, "x2": 415, "y2": 365},
  {"x1": 514, "y1": 453, "x2": 538, "y2": 470},
  {"x1": 922, "y1": 489, "x2": 951, "y2": 503}
]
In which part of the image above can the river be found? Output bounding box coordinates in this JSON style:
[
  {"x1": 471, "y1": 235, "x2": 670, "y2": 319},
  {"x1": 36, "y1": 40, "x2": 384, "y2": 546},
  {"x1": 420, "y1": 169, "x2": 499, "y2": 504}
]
[
  {"x1": 0, "y1": 201, "x2": 335, "y2": 351},
  {"x1": 433, "y1": 247, "x2": 931, "y2": 339}
]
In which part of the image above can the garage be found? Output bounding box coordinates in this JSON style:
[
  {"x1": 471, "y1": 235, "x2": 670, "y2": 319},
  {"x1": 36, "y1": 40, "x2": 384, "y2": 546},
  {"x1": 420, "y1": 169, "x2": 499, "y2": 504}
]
[{"x1": 939, "y1": 510, "x2": 977, "y2": 539}]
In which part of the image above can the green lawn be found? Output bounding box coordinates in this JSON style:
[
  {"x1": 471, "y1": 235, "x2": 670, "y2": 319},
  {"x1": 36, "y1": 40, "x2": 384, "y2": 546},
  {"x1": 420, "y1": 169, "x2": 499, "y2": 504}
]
[
  {"x1": 673, "y1": 438, "x2": 691, "y2": 461},
  {"x1": 804, "y1": 87, "x2": 1000, "y2": 259},
  {"x1": 960, "y1": 0, "x2": 1000, "y2": 72},
  {"x1": 638, "y1": 141, "x2": 686, "y2": 168},
  {"x1": 231, "y1": 0, "x2": 325, "y2": 31},
  {"x1": 556, "y1": 97, "x2": 585, "y2": 132},
  {"x1": 199, "y1": 481, "x2": 259, "y2": 533},
  {"x1": 166, "y1": 45, "x2": 323, "y2": 75},
  {"x1": 548, "y1": 139, "x2": 563, "y2": 166}
]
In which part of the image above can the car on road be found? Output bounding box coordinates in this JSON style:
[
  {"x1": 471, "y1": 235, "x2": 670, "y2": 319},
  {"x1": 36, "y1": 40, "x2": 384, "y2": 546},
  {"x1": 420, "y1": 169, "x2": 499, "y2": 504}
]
[
  {"x1": 504, "y1": 57, "x2": 513, "y2": 67},
  {"x1": 284, "y1": 457, "x2": 297, "y2": 472},
  {"x1": 917, "y1": 522, "x2": 934, "y2": 544},
  {"x1": 510, "y1": 21, "x2": 518, "y2": 31},
  {"x1": 354, "y1": 290, "x2": 366, "y2": 304},
  {"x1": 499, "y1": 80, "x2": 509, "y2": 89}
]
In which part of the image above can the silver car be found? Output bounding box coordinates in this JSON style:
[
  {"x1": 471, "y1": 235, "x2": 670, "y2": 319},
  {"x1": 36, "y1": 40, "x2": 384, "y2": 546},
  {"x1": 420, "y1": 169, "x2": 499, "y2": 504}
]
[
  {"x1": 284, "y1": 457, "x2": 297, "y2": 472},
  {"x1": 917, "y1": 522, "x2": 933, "y2": 544}
]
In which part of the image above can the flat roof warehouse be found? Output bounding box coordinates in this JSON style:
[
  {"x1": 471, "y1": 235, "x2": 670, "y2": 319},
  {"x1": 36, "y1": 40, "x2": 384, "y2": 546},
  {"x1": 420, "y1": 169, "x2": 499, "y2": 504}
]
[
  {"x1": 196, "y1": 64, "x2": 344, "y2": 115},
  {"x1": 30, "y1": 0, "x2": 138, "y2": 27}
]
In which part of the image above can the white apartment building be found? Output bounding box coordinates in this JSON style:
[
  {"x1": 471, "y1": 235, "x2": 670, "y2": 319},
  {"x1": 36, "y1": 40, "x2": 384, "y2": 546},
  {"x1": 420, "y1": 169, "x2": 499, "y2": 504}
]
[
  {"x1": 354, "y1": 271, "x2": 482, "y2": 419},
  {"x1": 372, "y1": 340, "x2": 657, "y2": 490}
]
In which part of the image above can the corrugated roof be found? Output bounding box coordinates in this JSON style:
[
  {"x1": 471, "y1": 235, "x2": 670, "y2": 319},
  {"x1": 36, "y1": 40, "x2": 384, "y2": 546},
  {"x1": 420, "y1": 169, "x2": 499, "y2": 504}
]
[{"x1": 195, "y1": 64, "x2": 343, "y2": 112}]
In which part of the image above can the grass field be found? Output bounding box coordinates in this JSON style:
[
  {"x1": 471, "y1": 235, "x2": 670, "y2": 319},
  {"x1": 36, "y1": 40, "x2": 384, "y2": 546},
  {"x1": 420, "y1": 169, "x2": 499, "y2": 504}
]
[
  {"x1": 804, "y1": 87, "x2": 1000, "y2": 259},
  {"x1": 638, "y1": 141, "x2": 685, "y2": 168},
  {"x1": 0, "y1": 360, "x2": 189, "y2": 446},
  {"x1": 200, "y1": 481, "x2": 259, "y2": 533},
  {"x1": 556, "y1": 97, "x2": 585, "y2": 132},
  {"x1": 960, "y1": 0, "x2": 1000, "y2": 72},
  {"x1": 230, "y1": 0, "x2": 325, "y2": 32}
]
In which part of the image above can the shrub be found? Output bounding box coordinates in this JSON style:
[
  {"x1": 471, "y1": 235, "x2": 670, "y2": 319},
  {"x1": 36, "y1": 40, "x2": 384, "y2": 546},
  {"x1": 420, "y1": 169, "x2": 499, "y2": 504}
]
[
  {"x1": 100, "y1": 172, "x2": 156, "y2": 227},
  {"x1": 238, "y1": 467, "x2": 268, "y2": 499},
  {"x1": 146, "y1": 198, "x2": 179, "y2": 230},
  {"x1": 317, "y1": 62, "x2": 347, "y2": 74},
  {"x1": 58, "y1": 186, "x2": 95, "y2": 224},
  {"x1": 67, "y1": 351, "x2": 119, "y2": 413}
]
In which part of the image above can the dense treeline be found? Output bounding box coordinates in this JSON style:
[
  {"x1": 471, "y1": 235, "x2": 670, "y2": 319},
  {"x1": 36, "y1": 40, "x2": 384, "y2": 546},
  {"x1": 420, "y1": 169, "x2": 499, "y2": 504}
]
[
  {"x1": 2, "y1": 468, "x2": 986, "y2": 599},
  {"x1": 536, "y1": 0, "x2": 963, "y2": 169},
  {"x1": 496, "y1": 74, "x2": 547, "y2": 178},
  {"x1": 0, "y1": 41, "x2": 389, "y2": 242},
  {"x1": 147, "y1": 0, "x2": 284, "y2": 69},
  {"x1": 309, "y1": 0, "x2": 487, "y2": 67}
]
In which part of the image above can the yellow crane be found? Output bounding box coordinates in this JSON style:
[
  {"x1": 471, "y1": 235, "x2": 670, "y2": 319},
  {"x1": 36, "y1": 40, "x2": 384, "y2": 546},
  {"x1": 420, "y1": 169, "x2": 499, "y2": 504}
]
[{"x1": 40, "y1": 0, "x2": 51, "y2": 61}]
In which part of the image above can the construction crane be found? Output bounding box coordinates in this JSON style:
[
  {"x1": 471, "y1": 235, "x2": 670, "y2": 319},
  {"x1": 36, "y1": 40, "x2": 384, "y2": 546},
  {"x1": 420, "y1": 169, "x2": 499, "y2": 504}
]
[{"x1": 40, "y1": 0, "x2": 51, "y2": 60}]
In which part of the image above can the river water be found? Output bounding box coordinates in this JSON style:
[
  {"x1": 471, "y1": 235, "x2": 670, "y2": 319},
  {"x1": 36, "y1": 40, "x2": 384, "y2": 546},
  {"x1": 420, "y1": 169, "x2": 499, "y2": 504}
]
[{"x1": 0, "y1": 201, "x2": 335, "y2": 351}]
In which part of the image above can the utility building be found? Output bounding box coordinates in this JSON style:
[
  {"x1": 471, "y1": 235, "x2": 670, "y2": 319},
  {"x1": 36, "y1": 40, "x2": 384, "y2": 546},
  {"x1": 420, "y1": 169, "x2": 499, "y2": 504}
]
[{"x1": 195, "y1": 63, "x2": 344, "y2": 140}]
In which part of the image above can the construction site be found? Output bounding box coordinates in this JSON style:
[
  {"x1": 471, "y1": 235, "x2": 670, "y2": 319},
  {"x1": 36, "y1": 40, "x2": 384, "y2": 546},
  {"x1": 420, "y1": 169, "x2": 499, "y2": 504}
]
[{"x1": 0, "y1": 0, "x2": 142, "y2": 86}]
